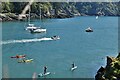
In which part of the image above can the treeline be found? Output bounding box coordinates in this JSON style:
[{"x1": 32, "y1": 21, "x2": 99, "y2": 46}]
[
  {"x1": 76, "y1": 2, "x2": 119, "y2": 16},
  {"x1": 1, "y1": 2, "x2": 119, "y2": 16},
  {"x1": 0, "y1": 2, "x2": 119, "y2": 21},
  {"x1": 1, "y1": 2, "x2": 52, "y2": 14}
]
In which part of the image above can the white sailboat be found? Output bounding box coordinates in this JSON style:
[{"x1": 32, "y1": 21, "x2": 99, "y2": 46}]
[
  {"x1": 25, "y1": 5, "x2": 37, "y2": 30},
  {"x1": 26, "y1": 5, "x2": 46, "y2": 33},
  {"x1": 26, "y1": 24, "x2": 37, "y2": 30},
  {"x1": 30, "y1": 27, "x2": 46, "y2": 33},
  {"x1": 96, "y1": 16, "x2": 98, "y2": 19}
]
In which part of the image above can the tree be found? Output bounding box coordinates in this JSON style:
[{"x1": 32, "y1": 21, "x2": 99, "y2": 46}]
[{"x1": 2, "y1": 2, "x2": 11, "y2": 13}]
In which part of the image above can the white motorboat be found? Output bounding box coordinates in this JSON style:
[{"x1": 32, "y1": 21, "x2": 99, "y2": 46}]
[
  {"x1": 51, "y1": 36, "x2": 60, "y2": 40},
  {"x1": 96, "y1": 16, "x2": 98, "y2": 19},
  {"x1": 85, "y1": 27, "x2": 93, "y2": 32}
]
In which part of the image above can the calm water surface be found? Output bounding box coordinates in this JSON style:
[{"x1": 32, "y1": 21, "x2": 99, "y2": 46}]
[{"x1": 2, "y1": 16, "x2": 118, "y2": 78}]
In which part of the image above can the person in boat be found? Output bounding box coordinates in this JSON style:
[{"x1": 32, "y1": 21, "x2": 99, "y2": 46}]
[
  {"x1": 51, "y1": 36, "x2": 56, "y2": 39},
  {"x1": 72, "y1": 62, "x2": 75, "y2": 68},
  {"x1": 53, "y1": 36, "x2": 57, "y2": 37},
  {"x1": 44, "y1": 66, "x2": 47, "y2": 74},
  {"x1": 51, "y1": 36, "x2": 59, "y2": 40},
  {"x1": 16, "y1": 55, "x2": 19, "y2": 58}
]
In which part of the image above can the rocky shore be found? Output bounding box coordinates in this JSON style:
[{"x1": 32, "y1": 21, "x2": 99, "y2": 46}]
[
  {"x1": 0, "y1": 13, "x2": 18, "y2": 22},
  {"x1": 0, "y1": 13, "x2": 80, "y2": 22},
  {"x1": 1, "y1": 2, "x2": 119, "y2": 22},
  {"x1": 95, "y1": 53, "x2": 120, "y2": 80}
]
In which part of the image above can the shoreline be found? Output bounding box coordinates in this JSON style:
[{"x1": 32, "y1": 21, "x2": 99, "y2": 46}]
[
  {"x1": 0, "y1": 13, "x2": 119, "y2": 22},
  {"x1": 0, "y1": 12, "x2": 78, "y2": 22}
]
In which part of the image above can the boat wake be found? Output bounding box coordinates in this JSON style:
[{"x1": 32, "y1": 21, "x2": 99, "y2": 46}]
[{"x1": 1, "y1": 37, "x2": 53, "y2": 45}]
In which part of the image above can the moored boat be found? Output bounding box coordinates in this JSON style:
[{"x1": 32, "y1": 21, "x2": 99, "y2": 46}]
[
  {"x1": 25, "y1": 5, "x2": 46, "y2": 33},
  {"x1": 29, "y1": 28, "x2": 46, "y2": 33},
  {"x1": 85, "y1": 27, "x2": 93, "y2": 32},
  {"x1": 26, "y1": 24, "x2": 37, "y2": 30}
]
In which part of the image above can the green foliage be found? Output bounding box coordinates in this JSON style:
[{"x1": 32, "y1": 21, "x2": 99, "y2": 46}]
[
  {"x1": 1, "y1": 2, "x2": 119, "y2": 16},
  {"x1": 0, "y1": 3, "x2": 2, "y2": 13},
  {"x1": 104, "y1": 57, "x2": 120, "y2": 79},
  {"x1": 42, "y1": 2, "x2": 52, "y2": 13},
  {"x1": 12, "y1": 2, "x2": 27, "y2": 13},
  {"x1": 2, "y1": 2, "x2": 11, "y2": 13},
  {"x1": 31, "y1": 2, "x2": 38, "y2": 13}
]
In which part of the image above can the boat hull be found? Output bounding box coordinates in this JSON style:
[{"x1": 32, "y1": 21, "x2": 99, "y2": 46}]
[
  {"x1": 30, "y1": 29, "x2": 46, "y2": 33},
  {"x1": 18, "y1": 59, "x2": 33, "y2": 63},
  {"x1": 85, "y1": 30, "x2": 93, "y2": 32},
  {"x1": 11, "y1": 55, "x2": 26, "y2": 58}
]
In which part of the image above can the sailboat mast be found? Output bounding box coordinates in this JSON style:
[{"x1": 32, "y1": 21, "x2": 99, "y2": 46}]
[
  {"x1": 28, "y1": 4, "x2": 31, "y2": 24},
  {"x1": 40, "y1": 6, "x2": 41, "y2": 21}
]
